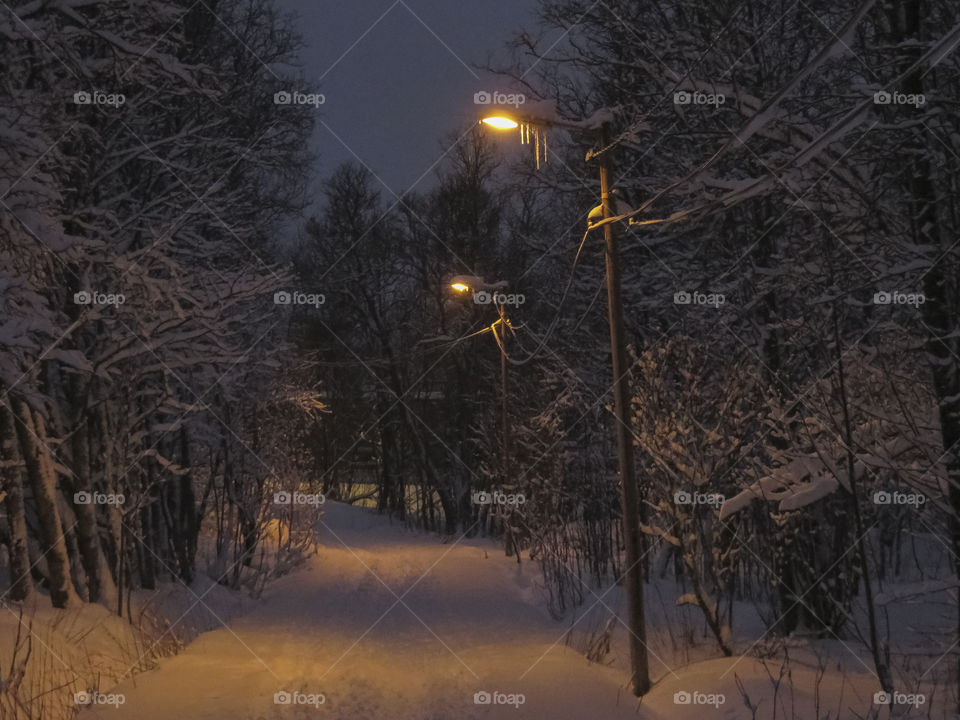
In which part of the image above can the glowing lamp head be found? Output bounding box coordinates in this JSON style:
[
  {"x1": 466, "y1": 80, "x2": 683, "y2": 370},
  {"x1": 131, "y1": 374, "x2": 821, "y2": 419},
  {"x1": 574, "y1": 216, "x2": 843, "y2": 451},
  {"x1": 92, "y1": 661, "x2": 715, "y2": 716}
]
[
  {"x1": 450, "y1": 282, "x2": 472, "y2": 293},
  {"x1": 481, "y1": 115, "x2": 519, "y2": 130}
]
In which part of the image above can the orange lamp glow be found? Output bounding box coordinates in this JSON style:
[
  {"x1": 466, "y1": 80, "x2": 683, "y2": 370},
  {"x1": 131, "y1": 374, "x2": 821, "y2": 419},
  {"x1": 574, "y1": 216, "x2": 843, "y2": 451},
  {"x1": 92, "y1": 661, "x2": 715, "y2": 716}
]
[{"x1": 481, "y1": 116, "x2": 519, "y2": 130}]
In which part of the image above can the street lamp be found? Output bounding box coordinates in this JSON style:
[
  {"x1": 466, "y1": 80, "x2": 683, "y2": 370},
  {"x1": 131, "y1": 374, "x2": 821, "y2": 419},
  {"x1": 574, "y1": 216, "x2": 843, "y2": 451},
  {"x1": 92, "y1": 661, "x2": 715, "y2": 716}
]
[
  {"x1": 449, "y1": 275, "x2": 512, "y2": 490},
  {"x1": 480, "y1": 107, "x2": 652, "y2": 697},
  {"x1": 481, "y1": 116, "x2": 519, "y2": 130}
]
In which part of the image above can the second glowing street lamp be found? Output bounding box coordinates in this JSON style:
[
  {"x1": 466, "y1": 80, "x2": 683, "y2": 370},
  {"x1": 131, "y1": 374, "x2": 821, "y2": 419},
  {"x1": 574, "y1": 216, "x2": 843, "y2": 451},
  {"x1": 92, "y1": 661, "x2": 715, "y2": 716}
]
[
  {"x1": 449, "y1": 275, "x2": 512, "y2": 486},
  {"x1": 478, "y1": 107, "x2": 652, "y2": 696}
]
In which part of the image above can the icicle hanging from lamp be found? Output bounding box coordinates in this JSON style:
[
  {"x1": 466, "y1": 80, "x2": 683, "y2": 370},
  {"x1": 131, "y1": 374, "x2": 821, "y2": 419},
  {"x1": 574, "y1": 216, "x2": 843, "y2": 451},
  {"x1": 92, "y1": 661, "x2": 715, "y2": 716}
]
[{"x1": 519, "y1": 122, "x2": 547, "y2": 169}]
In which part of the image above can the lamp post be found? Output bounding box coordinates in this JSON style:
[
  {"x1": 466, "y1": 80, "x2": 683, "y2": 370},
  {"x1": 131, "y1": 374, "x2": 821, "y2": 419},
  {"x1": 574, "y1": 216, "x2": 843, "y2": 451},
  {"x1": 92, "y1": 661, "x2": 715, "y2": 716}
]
[
  {"x1": 449, "y1": 275, "x2": 511, "y2": 486},
  {"x1": 479, "y1": 109, "x2": 651, "y2": 696}
]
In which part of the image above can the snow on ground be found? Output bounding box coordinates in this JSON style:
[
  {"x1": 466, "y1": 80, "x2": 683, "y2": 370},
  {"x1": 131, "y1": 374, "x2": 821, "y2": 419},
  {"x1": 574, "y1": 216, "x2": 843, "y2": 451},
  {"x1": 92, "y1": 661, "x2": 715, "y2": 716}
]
[
  {"x1": 70, "y1": 501, "x2": 928, "y2": 719},
  {"x1": 83, "y1": 501, "x2": 651, "y2": 718},
  {"x1": 0, "y1": 573, "x2": 250, "y2": 720}
]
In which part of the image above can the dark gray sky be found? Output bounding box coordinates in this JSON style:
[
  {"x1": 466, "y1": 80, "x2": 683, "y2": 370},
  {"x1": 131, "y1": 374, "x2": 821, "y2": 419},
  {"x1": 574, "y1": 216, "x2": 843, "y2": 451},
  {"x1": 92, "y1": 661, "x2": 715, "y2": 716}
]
[{"x1": 275, "y1": 1, "x2": 539, "y2": 197}]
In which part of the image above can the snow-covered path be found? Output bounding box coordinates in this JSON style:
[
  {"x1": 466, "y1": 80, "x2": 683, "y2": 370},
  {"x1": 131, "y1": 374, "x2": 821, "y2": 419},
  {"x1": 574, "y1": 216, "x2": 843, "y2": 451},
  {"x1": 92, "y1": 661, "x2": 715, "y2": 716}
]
[{"x1": 89, "y1": 502, "x2": 649, "y2": 719}]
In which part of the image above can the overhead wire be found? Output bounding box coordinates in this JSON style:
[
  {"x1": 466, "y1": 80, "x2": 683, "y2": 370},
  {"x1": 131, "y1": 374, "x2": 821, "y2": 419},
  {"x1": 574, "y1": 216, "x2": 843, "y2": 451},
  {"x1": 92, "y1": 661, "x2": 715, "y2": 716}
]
[
  {"x1": 495, "y1": 225, "x2": 593, "y2": 367},
  {"x1": 300, "y1": 323, "x2": 497, "y2": 370}
]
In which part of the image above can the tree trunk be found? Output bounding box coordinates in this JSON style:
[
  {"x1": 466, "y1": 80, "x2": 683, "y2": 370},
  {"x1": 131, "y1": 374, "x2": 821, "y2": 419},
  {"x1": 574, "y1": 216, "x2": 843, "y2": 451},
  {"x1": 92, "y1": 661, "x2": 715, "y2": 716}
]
[
  {"x1": 11, "y1": 397, "x2": 77, "y2": 608},
  {"x1": 0, "y1": 400, "x2": 33, "y2": 601},
  {"x1": 178, "y1": 427, "x2": 198, "y2": 584},
  {"x1": 68, "y1": 413, "x2": 103, "y2": 602},
  {"x1": 138, "y1": 497, "x2": 157, "y2": 590}
]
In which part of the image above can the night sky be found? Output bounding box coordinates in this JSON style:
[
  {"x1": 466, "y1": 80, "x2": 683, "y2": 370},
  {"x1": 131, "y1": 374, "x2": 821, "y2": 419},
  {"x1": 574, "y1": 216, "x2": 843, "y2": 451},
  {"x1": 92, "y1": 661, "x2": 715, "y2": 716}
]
[{"x1": 274, "y1": 1, "x2": 538, "y2": 196}]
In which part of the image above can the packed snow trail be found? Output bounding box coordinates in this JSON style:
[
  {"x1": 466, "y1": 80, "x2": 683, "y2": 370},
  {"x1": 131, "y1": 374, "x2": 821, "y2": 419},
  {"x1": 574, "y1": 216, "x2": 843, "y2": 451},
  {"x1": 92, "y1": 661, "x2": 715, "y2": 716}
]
[{"x1": 88, "y1": 502, "x2": 651, "y2": 719}]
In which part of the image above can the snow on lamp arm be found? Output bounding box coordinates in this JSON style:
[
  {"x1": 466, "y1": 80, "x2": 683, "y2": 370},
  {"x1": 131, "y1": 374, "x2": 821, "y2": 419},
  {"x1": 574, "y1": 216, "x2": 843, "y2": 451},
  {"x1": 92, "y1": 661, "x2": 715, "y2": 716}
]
[
  {"x1": 479, "y1": 102, "x2": 617, "y2": 169},
  {"x1": 448, "y1": 275, "x2": 508, "y2": 294}
]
